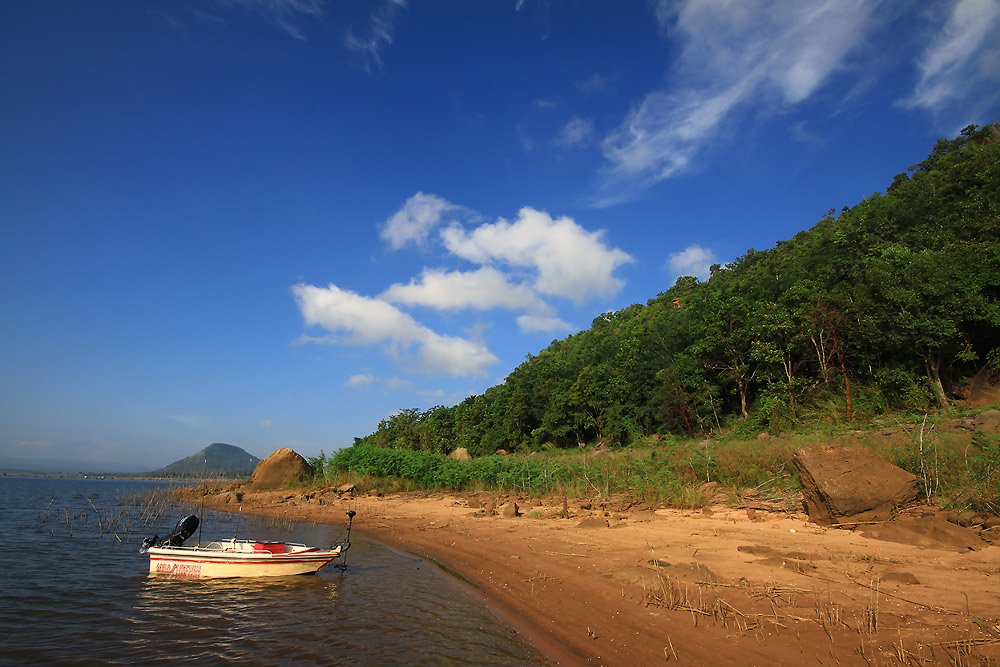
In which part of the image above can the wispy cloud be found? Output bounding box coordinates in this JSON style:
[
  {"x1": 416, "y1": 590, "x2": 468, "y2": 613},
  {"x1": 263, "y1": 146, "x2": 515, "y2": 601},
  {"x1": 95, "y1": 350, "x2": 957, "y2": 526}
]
[
  {"x1": 345, "y1": 0, "x2": 408, "y2": 74},
  {"x1": 576, "y1": 72, "x2": 615, "y2": 95},
  {"x1": 259, "y1": 419, "x2": 275, "y2": 428},
  {"x1": 667, "y1": 244, "x2": 717, "y2": 282},
  {"x1": 166, "y1": 414, "x2": 205, "y2": 428},
  {"x1": 900, "y1": 0, "x2": 1000, "y2": 114},
  {"x1": 595, "y1": 0, "x2": 876, "y2": 205},
  {"x1": 227, "y1": 0, "x2": 325, "y2": 40},
  {"x1": 555, "y1": 116, "x2": 595, "y2": 148}
]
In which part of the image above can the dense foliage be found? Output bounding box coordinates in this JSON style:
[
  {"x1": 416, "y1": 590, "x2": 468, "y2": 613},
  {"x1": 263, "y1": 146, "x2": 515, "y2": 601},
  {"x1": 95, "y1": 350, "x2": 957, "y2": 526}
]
[{"x1": 356, "y1": 125, "x2": 1000, "y2": 456}]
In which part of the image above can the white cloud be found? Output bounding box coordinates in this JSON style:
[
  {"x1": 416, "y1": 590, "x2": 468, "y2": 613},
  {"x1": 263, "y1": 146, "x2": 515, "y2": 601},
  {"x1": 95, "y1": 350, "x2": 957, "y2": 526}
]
[
  {"x1": 597, "y1": 0, "x2": 875, "y2": 204},
  {"x1": 345, "y1": 0, "x2": 408, "y2": 74},
  {"x1": 383, "y1": 268, "x2": 571, "y2": 333},
  {"x1": 382, "y1": 267, "x2": 545, "y2": 311},
  {"x1": 667, "y1": 244, "x2": 717, "y2": 281},
  {"x1": 259, "y1": 419, "x2": 275, "y2": 428},
  {"x1": 380, "y1": 192, "x2": 465, "y2": 250},
  {"x1": 441, "y1": 207, "x2": 633, "y2": 304},
  {"x1": 345, "y1": 374, "x2": 376, "y2": 388},
  {"x1": 516, "y1": 314, "x2": 572, "y2": 333},
  {"x1": 292, "y1": 283, "x2": 497, "y2": 377},
  {"x1": 901, "y1": 0, "x2": 1000, "y2": 112},
  {"x1": 555, "y1": 116, "x2": 595, "y2": 148}
]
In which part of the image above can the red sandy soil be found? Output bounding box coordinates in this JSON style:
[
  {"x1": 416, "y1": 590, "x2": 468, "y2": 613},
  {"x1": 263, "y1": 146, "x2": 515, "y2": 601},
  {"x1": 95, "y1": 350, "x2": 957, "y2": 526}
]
[{"x1": 187, "y1": 487, "x2": 1000, "y2": 666}]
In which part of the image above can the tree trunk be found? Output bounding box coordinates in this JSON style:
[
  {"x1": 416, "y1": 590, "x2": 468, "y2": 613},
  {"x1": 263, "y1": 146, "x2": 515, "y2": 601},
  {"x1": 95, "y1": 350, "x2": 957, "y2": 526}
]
[
  {"x1": 926, "y1": 348, "x2": 949, "y2": 406},
  {"x1": 831, "y1": 327, "x2": 852, "y2": 421},
  {"x1": 811, "y1": 332, "x2": 831, "y2": 384},
  {"x1": 782, "y1": 351, "x2": 796, "y2": 407}
]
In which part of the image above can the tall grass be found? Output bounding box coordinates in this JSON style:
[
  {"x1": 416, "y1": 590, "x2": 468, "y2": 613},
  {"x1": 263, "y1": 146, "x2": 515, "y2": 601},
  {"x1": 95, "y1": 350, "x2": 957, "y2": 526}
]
[{"x1": 311, "y1": 410, "x2": 1000, "y2": 511}]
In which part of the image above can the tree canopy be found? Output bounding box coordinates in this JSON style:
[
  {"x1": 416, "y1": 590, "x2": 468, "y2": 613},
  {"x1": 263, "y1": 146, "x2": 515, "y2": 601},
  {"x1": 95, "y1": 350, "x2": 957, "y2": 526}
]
[{"x1": 356, "y1": 124, "x2": 1000, "y2": 455}]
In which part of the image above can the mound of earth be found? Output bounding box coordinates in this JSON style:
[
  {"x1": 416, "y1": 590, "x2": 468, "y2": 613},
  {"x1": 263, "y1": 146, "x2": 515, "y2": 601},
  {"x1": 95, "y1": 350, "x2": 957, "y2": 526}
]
[
  {"x1": 248, "y1": 448, "x2": 313, "y2": 489},
  {"x1": 793, "y1": 444, "x2": 919, "y2": 525}
]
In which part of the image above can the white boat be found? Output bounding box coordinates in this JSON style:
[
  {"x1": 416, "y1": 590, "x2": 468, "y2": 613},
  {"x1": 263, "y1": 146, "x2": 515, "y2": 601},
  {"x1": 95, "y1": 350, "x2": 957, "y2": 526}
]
[{"x1": 140, "y1": 512, "x2": 354, "y2": 579}]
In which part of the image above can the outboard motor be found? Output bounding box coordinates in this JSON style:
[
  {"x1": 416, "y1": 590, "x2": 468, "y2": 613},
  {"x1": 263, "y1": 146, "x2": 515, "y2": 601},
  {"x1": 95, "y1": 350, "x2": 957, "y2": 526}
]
[
  {"x1": 163, "y1": 515, "x2": 199, "y2": 546},
  {"x1": 139, "y1": 515, "x2": 200, "y2": 553}
]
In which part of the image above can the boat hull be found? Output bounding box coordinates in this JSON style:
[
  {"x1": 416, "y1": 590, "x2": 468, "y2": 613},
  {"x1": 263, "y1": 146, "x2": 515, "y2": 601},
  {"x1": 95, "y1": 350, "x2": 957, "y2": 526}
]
[{"x1": 146, "y1": 542, "x2": 343, "y2": 579}]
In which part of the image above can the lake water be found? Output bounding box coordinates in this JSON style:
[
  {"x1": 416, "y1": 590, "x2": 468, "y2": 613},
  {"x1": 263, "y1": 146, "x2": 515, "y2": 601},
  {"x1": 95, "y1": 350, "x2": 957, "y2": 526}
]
[{"x1": 0, "y1": 477, "x2": 543, "y2": 665}]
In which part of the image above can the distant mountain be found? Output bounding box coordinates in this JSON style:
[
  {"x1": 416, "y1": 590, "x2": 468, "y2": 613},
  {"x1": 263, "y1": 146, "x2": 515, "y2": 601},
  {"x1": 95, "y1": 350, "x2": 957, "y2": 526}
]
[{"x1": 151, "y1": 443, "x2": 260, "y2": 478}]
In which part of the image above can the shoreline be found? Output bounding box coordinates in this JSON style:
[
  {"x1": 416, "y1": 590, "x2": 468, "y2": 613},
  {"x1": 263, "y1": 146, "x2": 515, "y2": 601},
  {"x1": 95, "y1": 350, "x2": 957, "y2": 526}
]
[{"x1": 185, "y1": 486, "x2": 1000, "y2": 665}]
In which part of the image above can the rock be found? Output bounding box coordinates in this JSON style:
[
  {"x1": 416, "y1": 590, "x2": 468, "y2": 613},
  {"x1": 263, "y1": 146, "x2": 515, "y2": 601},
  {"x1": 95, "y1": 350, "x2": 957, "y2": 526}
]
[
  {"x1": 577, "y1": 517, "x2": 609, "y2": 529},
  {"x1": 975, "y1": 409, "x2": 1000, "y2": 435},
  {"x1": 756, "y1": 432, "x2": 773, "y2": 441},
  {"x1": 368, "y1": 488, "x2": 382, "y2": 497},
  {"x1": 947, "y1": 511, "x2": 982, "y2": 528},
  {"x1": 501, "y1": 502, "x2": 520, "y2": 518},
  {"x1": 793, "y1": 445, "x2": 919, "y2": 525},
  {"x1": 579, "y1": 502, "x2": 592, "y2": 511},
  {"x1": 746, "y1": 508, "x2": 759, "y2": 522},
  {"x1": 448, "y1": 447, "x2": 471, "y2": 461},
  {"x1": 495, "y1": 449, "x2": 508, "y2": 456},
  {"x1": 862, "y1": 515, "x2": 987, "y2": 552},
  {"x1": 336, "y1": 483, "x2": 356, "y2": 494},
  {"x1": 983, "y1": 516, "x2": 1000, "y2": 529},
  {"x1": 248, "y1": 448, "x2": 313, "y2": 489},
  {"x1": 883, "y1": 571, "x2": 921, "y2": 585},
  {"x1": 702, "y1": 506, "x2": 715, "y2": 517}
]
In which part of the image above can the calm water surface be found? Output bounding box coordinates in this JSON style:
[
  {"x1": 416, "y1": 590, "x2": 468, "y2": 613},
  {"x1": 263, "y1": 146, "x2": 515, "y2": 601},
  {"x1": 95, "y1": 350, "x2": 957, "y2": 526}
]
[{"x1": 0, "y1": 477, "x2": 543, "y2": 665}]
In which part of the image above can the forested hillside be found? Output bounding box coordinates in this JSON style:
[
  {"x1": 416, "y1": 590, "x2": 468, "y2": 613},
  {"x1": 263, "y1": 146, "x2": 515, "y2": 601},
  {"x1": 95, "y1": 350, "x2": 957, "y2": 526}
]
[{"x1": 357, "y1": 125, "x2": 1000, "y2": 457}]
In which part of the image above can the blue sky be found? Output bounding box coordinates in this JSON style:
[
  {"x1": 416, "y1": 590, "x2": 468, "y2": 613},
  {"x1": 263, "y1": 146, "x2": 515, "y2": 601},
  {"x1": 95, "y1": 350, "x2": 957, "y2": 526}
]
[{"x1": 2, "y1": 1, "x2": 999, "y2": 470}]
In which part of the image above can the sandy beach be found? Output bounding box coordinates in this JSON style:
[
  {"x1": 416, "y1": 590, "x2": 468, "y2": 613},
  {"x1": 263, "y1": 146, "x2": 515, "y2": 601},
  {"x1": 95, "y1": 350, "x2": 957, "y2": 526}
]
[{"x1": 184, "y1": 486, "x2": 1000, "y2": 665}]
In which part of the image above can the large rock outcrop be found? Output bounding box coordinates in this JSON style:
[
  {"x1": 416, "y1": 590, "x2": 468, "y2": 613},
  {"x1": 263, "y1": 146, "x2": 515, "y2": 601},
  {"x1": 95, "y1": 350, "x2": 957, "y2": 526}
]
[
  {"x1": 793, "y1": 445, "x2": 919, "y2": 526},
  {"x1": 249, "y1": 448, "x2": 313, "y2": 489}
]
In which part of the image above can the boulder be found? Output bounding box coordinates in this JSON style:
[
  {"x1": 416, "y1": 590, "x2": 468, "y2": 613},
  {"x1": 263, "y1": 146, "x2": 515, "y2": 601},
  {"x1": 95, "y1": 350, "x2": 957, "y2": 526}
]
[
  {"x1": 500, "y1": 502, "x2": 520, "y2": 518},
  {"x1": 248, "y1": 448, "x2": 313, "y2": 489},
  {"x1": 793, "y1": 445, "x2": 919, "y2": 525},
  {"x1": 448, "y1": 447, "x2": 471, "y2": 461},
  {"x1": 975, "y1": 409, "x2": 1000, "y2": 435}
]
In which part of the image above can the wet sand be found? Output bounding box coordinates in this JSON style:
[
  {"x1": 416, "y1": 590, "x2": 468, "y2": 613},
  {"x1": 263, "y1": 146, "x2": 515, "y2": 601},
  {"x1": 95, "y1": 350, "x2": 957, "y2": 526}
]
[{"x1": 187, "y1": 487, "x2": 1000, "y2": 665}]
